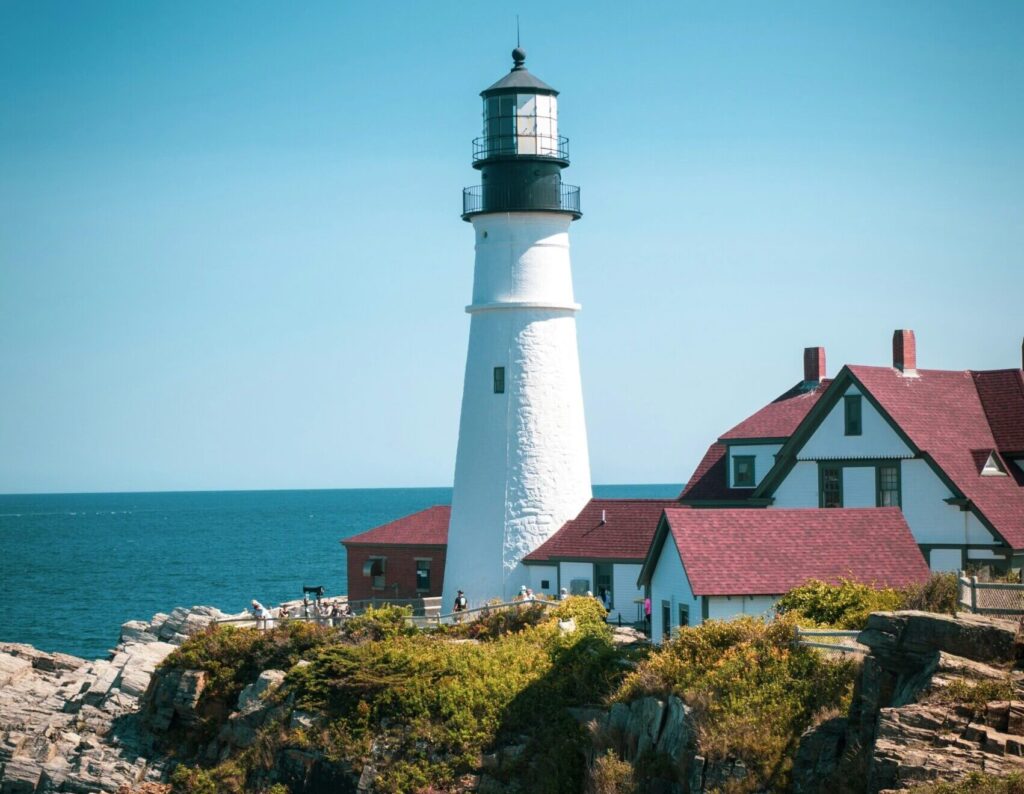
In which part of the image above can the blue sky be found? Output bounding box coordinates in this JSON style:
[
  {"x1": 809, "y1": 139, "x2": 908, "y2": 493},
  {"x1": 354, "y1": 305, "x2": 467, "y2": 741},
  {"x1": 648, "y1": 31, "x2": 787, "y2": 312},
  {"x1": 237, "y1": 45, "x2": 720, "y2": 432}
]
[{"x1": 1, "y1": 1, "x2": 1021, "y2": 493}]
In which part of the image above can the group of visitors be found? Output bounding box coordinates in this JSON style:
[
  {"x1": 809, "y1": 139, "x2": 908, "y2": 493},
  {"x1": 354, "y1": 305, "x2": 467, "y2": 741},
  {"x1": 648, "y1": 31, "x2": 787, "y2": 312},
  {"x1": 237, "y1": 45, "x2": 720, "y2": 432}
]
[
  {"x1": 250, "y1": 597, "x2": 351, "y2": 630},
  {"x1": 516, "y1": 585, "x2": 537, "y2": 602}
]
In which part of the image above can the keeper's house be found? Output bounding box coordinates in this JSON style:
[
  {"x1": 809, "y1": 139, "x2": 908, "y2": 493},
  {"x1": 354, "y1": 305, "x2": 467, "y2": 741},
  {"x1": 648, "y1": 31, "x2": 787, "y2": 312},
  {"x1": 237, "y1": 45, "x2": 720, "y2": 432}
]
[
  {"x1": 638, "y1": 507, "x2": 930, "y2": 644},
  {"x1": 679, "y1": 330, "x2": 1024, "y2": 573},
  {"x1": 341, "y1": 506, "x2": 449, "y2": 601}
]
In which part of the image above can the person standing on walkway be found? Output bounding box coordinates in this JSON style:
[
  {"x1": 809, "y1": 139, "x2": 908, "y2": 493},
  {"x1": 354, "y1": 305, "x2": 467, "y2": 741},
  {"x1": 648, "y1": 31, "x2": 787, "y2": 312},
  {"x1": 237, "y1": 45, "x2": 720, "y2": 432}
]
[
  {"x1": 251, "y1": 599, "x2": 268, "y2": 631},
  {"x1": 453, "y1": 589, "x2": 468, "y2": 624}
]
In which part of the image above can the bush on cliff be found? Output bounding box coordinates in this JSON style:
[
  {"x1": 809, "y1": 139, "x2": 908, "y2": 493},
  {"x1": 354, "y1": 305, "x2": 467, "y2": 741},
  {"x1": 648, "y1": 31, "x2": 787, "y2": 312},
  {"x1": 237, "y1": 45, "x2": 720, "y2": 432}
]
[
  {"x1": 615, "y1": 616, "x2": 857, "y2": 792},
  {"x1": 337, "y1": 604, "x2": 416, "y2": 643},
  {"x1": 774, "y1": 578, "x2": 904, "y2": 629},
  {"x1": 159, "y1": 621, "x2": 335, "y2": 711},
  {"x1": 775, "y1": 573, "x2": 960, "y2": 629},
  {"x1": 442, "y1": 601, "x2": 550, "y2": 640},
  {"x1": 285, "y1": 611, "x2": 622, "y2": 793},
  {"x1": 902, "y1": 571, "x2": 961, "y2": 615}
]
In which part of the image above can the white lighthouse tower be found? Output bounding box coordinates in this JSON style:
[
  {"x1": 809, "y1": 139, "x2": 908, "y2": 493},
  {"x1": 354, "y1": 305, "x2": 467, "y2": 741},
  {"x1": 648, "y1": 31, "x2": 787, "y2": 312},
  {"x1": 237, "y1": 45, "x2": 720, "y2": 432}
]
[{"x1": 442, "y1": 49, "x2": 592, "y2": 607}]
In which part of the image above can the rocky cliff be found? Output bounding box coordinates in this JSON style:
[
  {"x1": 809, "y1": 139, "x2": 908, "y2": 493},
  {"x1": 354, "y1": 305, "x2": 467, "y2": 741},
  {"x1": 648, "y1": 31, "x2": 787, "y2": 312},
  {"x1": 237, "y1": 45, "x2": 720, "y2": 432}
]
[
  {"x1": 793, "y1": 610, "x2": 1024, "y2": 793},
  {"x1": 0, "y1": 606, "x2": 232, "y2": 793}
]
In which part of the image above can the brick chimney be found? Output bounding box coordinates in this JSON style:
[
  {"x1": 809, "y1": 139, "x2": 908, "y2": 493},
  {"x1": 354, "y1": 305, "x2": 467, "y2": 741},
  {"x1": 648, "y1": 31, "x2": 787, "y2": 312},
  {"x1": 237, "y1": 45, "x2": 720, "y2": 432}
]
[
  {"x1": 893, "y1": 329, "x2": 917, "y2": 374},
  {"x1": 803, "y1": 346, "x2": 826, "y2": 383}
]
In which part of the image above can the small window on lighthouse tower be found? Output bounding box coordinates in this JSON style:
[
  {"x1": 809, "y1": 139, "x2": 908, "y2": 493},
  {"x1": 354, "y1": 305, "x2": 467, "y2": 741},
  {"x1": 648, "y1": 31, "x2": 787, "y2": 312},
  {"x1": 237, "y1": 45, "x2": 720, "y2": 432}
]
[{"x1": 493, "y1": 367, "x2": 505, "y2": 394}]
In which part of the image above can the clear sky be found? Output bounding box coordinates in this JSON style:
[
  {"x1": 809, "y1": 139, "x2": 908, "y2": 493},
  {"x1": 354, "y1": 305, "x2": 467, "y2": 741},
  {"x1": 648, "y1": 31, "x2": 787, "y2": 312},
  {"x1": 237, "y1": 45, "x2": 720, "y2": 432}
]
[{"x1": 1, "y1": 1, "x2": 1021, "y2": 494}]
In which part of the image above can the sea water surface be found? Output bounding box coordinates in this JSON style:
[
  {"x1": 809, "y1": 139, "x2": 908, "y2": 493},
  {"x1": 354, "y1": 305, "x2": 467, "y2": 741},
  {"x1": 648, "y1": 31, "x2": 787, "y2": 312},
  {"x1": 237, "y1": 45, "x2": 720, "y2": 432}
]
[{"x1": 0, "y1": 485, "x2": 679, "y2": 658}]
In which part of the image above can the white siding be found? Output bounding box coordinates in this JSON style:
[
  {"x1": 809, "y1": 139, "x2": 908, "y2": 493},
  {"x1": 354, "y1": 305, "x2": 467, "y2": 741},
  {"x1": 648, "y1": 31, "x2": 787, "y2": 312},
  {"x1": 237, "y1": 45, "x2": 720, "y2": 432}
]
[
  {"x1": 560, "y1": 561, "x2": 593, "y2": 595},
  {"x1": 843, "y1": 466, "x2": 876, "y2": 507},
  {"x1": 611, "y1": 563, "x2": 644, "y2": 624},
  {"x1": 526, "y1": 565, "x2": 558, "y2": 597},
  {"x1": 706, "y1": 595, "x2": 779, "y2": 621},
  {"x1": 728, "y1": 444, "x2": 782, "y2": 488},
  {"x1": 773, "y1": 461, "x2": 819, "y2": 507},
  {"x1": 901, "y1": 459, "x2": 995, "y2": 546},
  {"x1": 443, "y1": 212, "x2": 592, "y2": 609},
  {"x1": 649, "y1": 539, "x2": 700, "y2": 645},
  {"x1": 798, "y1": 386, "x2": 912, "y2": 461}
]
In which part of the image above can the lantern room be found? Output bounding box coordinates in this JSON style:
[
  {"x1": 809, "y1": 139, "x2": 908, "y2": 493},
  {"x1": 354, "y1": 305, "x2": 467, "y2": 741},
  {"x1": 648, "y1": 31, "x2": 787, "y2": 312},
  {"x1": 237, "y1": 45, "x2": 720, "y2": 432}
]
[
  {"x1": 473, "y1": 47, "x2": 567, "y2": 163},
  {"x1": 463, "y1": 48, "x2": 580, "y2": 220}
]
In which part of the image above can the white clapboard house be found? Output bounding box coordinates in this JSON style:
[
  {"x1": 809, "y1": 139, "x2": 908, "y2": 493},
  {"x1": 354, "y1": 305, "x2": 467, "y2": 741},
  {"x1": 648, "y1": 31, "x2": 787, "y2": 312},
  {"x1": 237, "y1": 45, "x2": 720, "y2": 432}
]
[{"x1": 639, "y1": 330, "x2": 1024, "y2": 642}]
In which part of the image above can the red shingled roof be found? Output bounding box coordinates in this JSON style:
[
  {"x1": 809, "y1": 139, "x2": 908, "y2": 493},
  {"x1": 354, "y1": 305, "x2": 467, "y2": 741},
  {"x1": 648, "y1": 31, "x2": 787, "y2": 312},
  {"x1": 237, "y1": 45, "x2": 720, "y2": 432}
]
[
  {"x1": 342, "y1": 506, "x2": 450, "y2": 547},
  {"x1": 973, "y1": 369, "x2": 1024, "y2": 454},
  {"x1": 523, "y1": 499, "x2": 679, "y2": 562},
  {"x1": 677, "y1": 443, "x2": 753, "y2": 502},
  {"x1": 848, "y1": 365, "x2": 1024, "y2": 547},
  {"x1": 680, "y1": 381, "x2": 830, "y2": 501},
  {"x1": 720, "y1": 380, "x2": 831, "y2": 440},
  {"x1": 662, "y1": 507, "x2": 928, "y2": 596}
]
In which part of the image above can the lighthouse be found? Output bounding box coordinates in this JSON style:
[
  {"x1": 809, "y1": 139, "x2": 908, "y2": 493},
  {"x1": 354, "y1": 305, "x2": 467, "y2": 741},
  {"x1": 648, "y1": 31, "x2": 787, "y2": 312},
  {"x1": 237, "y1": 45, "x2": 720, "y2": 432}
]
[{"x1": 442, "y1": 49, "x2": 592, "y2": 606}]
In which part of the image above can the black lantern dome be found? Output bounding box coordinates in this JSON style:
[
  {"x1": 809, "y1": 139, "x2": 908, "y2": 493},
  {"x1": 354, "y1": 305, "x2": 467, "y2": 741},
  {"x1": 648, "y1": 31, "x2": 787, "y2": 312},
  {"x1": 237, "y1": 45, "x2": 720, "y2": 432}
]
[{"x1": 462, "y1": 49, "x2": 581, "y2": 221}]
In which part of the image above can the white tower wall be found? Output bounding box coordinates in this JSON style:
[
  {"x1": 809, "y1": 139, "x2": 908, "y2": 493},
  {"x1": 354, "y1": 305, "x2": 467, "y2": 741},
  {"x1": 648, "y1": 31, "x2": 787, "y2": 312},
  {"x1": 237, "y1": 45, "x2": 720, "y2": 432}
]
[{"x1": 443, "y1": 212, "x2": 592, "y2": 606}]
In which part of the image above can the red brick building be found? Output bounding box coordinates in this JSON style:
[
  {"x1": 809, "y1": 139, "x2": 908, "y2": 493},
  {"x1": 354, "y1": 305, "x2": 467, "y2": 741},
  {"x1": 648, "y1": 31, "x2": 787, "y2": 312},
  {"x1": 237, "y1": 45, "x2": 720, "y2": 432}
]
[{"x1": 341, "y1": 506, "x2": 449, "y2": 601}]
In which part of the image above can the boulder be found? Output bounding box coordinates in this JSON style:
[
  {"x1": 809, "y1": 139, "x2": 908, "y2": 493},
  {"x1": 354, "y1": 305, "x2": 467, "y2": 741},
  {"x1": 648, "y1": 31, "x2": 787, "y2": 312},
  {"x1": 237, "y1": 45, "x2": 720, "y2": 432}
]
[
  {"x1": 859, "y1": 611, "x2": 1017, "y2": 666},
  {"x1": 237, "y1": 669, "x2": 285, "y2": 713}
]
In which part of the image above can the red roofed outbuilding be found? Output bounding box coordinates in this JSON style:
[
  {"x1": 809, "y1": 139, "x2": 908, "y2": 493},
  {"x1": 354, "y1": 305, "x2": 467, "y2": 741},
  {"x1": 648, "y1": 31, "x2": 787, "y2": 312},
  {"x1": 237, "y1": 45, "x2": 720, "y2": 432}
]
[
  {"x1": 341, "y1": 506, "x2": 449, "y2": 601},
  {"x1": 638, "y1": 507, "x2": 929, "y2": 643},
  {"x1": 522, "y1": 498, "x2": 677, "y2": 621}
]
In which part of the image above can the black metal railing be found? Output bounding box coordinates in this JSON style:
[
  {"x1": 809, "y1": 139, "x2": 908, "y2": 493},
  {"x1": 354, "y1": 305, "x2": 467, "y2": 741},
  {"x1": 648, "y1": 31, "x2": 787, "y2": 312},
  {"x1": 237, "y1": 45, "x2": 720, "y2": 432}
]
[
  {"x1": 462, "y1": 182, "x2": 581, "y2": 218},
  {"x1": 472, "y1": 135, "x2": 569, "y2": 163}
]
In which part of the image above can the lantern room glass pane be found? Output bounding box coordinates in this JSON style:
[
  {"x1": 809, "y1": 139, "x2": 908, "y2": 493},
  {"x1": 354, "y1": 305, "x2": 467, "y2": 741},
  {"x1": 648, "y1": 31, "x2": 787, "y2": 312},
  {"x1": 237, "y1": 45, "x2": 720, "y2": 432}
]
[{"x1": 481, "y1": 92, "x2": 560, "y2": 159}]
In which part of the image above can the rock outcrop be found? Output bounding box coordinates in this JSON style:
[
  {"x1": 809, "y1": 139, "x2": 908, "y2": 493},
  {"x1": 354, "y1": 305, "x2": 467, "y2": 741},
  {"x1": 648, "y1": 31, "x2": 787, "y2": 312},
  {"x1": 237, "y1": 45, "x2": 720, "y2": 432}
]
[
  {"x1": 793, "y1": 610, "x2": 1024, "y2": 793},
  {"x1": 0, "y1": 606, "x2": 232, "y2": 792}
]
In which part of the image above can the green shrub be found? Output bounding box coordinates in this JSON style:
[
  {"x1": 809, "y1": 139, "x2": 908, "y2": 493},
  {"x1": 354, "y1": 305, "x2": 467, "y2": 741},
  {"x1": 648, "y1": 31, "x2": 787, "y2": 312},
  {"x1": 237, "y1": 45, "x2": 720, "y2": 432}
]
[
  {"x1": 552, "y1": 595, "x2": 612, "y2": 633},
  {"x1": 774, "y1": 578, "x2": 905, "y2": 629},
  {"x1": 902, "y1": 772, "x2": 1024, "y2": 794},
  {"x1": 170, "y1": 761, "x2": 245, "y2": 794},
  {"x1": 934, "y1": 678, "x2": 1017, "y2": 714},
  {"x1": 446, "y1": 601, "x2": 549, "y2": 640},
  {"x1": 282, "y1": 614, "x2": 624, "y2": 793},
  {"x1": 588, "y1": 751, "x2": 636, "y2": 794},
  {"x1": 162, "y1": 599, "x2": 629, "y2": 793},
  {"x1": 902, "y1": 571, "x2": 960, "y2": 615},
  {"x1": 615, "y1": 616, "x2": 857, "y2": 792},
  {"x1": 337, "y1": 604, "x2": 416, "y2": 643},
  {"x1": 161, "y1": 621, "x2": 335, "y2": 706}
]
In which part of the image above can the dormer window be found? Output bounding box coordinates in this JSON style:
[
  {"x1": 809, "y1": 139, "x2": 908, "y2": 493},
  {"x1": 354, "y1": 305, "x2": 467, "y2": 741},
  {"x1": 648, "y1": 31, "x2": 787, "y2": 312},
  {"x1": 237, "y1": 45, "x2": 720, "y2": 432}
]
[
  {"x1": 844, "y1": 395, "x2": 863, "y2": 436},
  {"x1": 733, "y1": 455, "x2": 756, "y2": 488}
]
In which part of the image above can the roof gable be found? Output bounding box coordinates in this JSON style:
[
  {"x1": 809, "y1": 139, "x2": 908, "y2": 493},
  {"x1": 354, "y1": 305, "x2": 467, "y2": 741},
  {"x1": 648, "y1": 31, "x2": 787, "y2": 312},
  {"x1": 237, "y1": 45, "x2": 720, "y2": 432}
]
[
  {"x1": 759, "y1": 365, "x2": 1024, "y2": 548},
  {"x1": 795, "y1": 382, "x2": 913, "y2": 461},
  {"x1": 661, "y1": 507, "x2": 929, "y2": 596}
]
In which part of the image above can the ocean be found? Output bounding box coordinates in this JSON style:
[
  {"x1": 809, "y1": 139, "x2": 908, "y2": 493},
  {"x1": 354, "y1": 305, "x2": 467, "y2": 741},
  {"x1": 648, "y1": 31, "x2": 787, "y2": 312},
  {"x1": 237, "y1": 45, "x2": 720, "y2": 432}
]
[{"x1": 0, "y1": 485, "x2": 679, "y2": 658}]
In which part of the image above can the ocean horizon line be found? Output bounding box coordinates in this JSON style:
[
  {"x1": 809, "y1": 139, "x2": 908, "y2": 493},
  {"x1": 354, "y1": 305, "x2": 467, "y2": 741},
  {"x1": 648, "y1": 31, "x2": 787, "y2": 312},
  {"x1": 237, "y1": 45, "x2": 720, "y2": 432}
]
[{"x1": 0, "y1": 482, "x2": 684, "y2": 499}]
